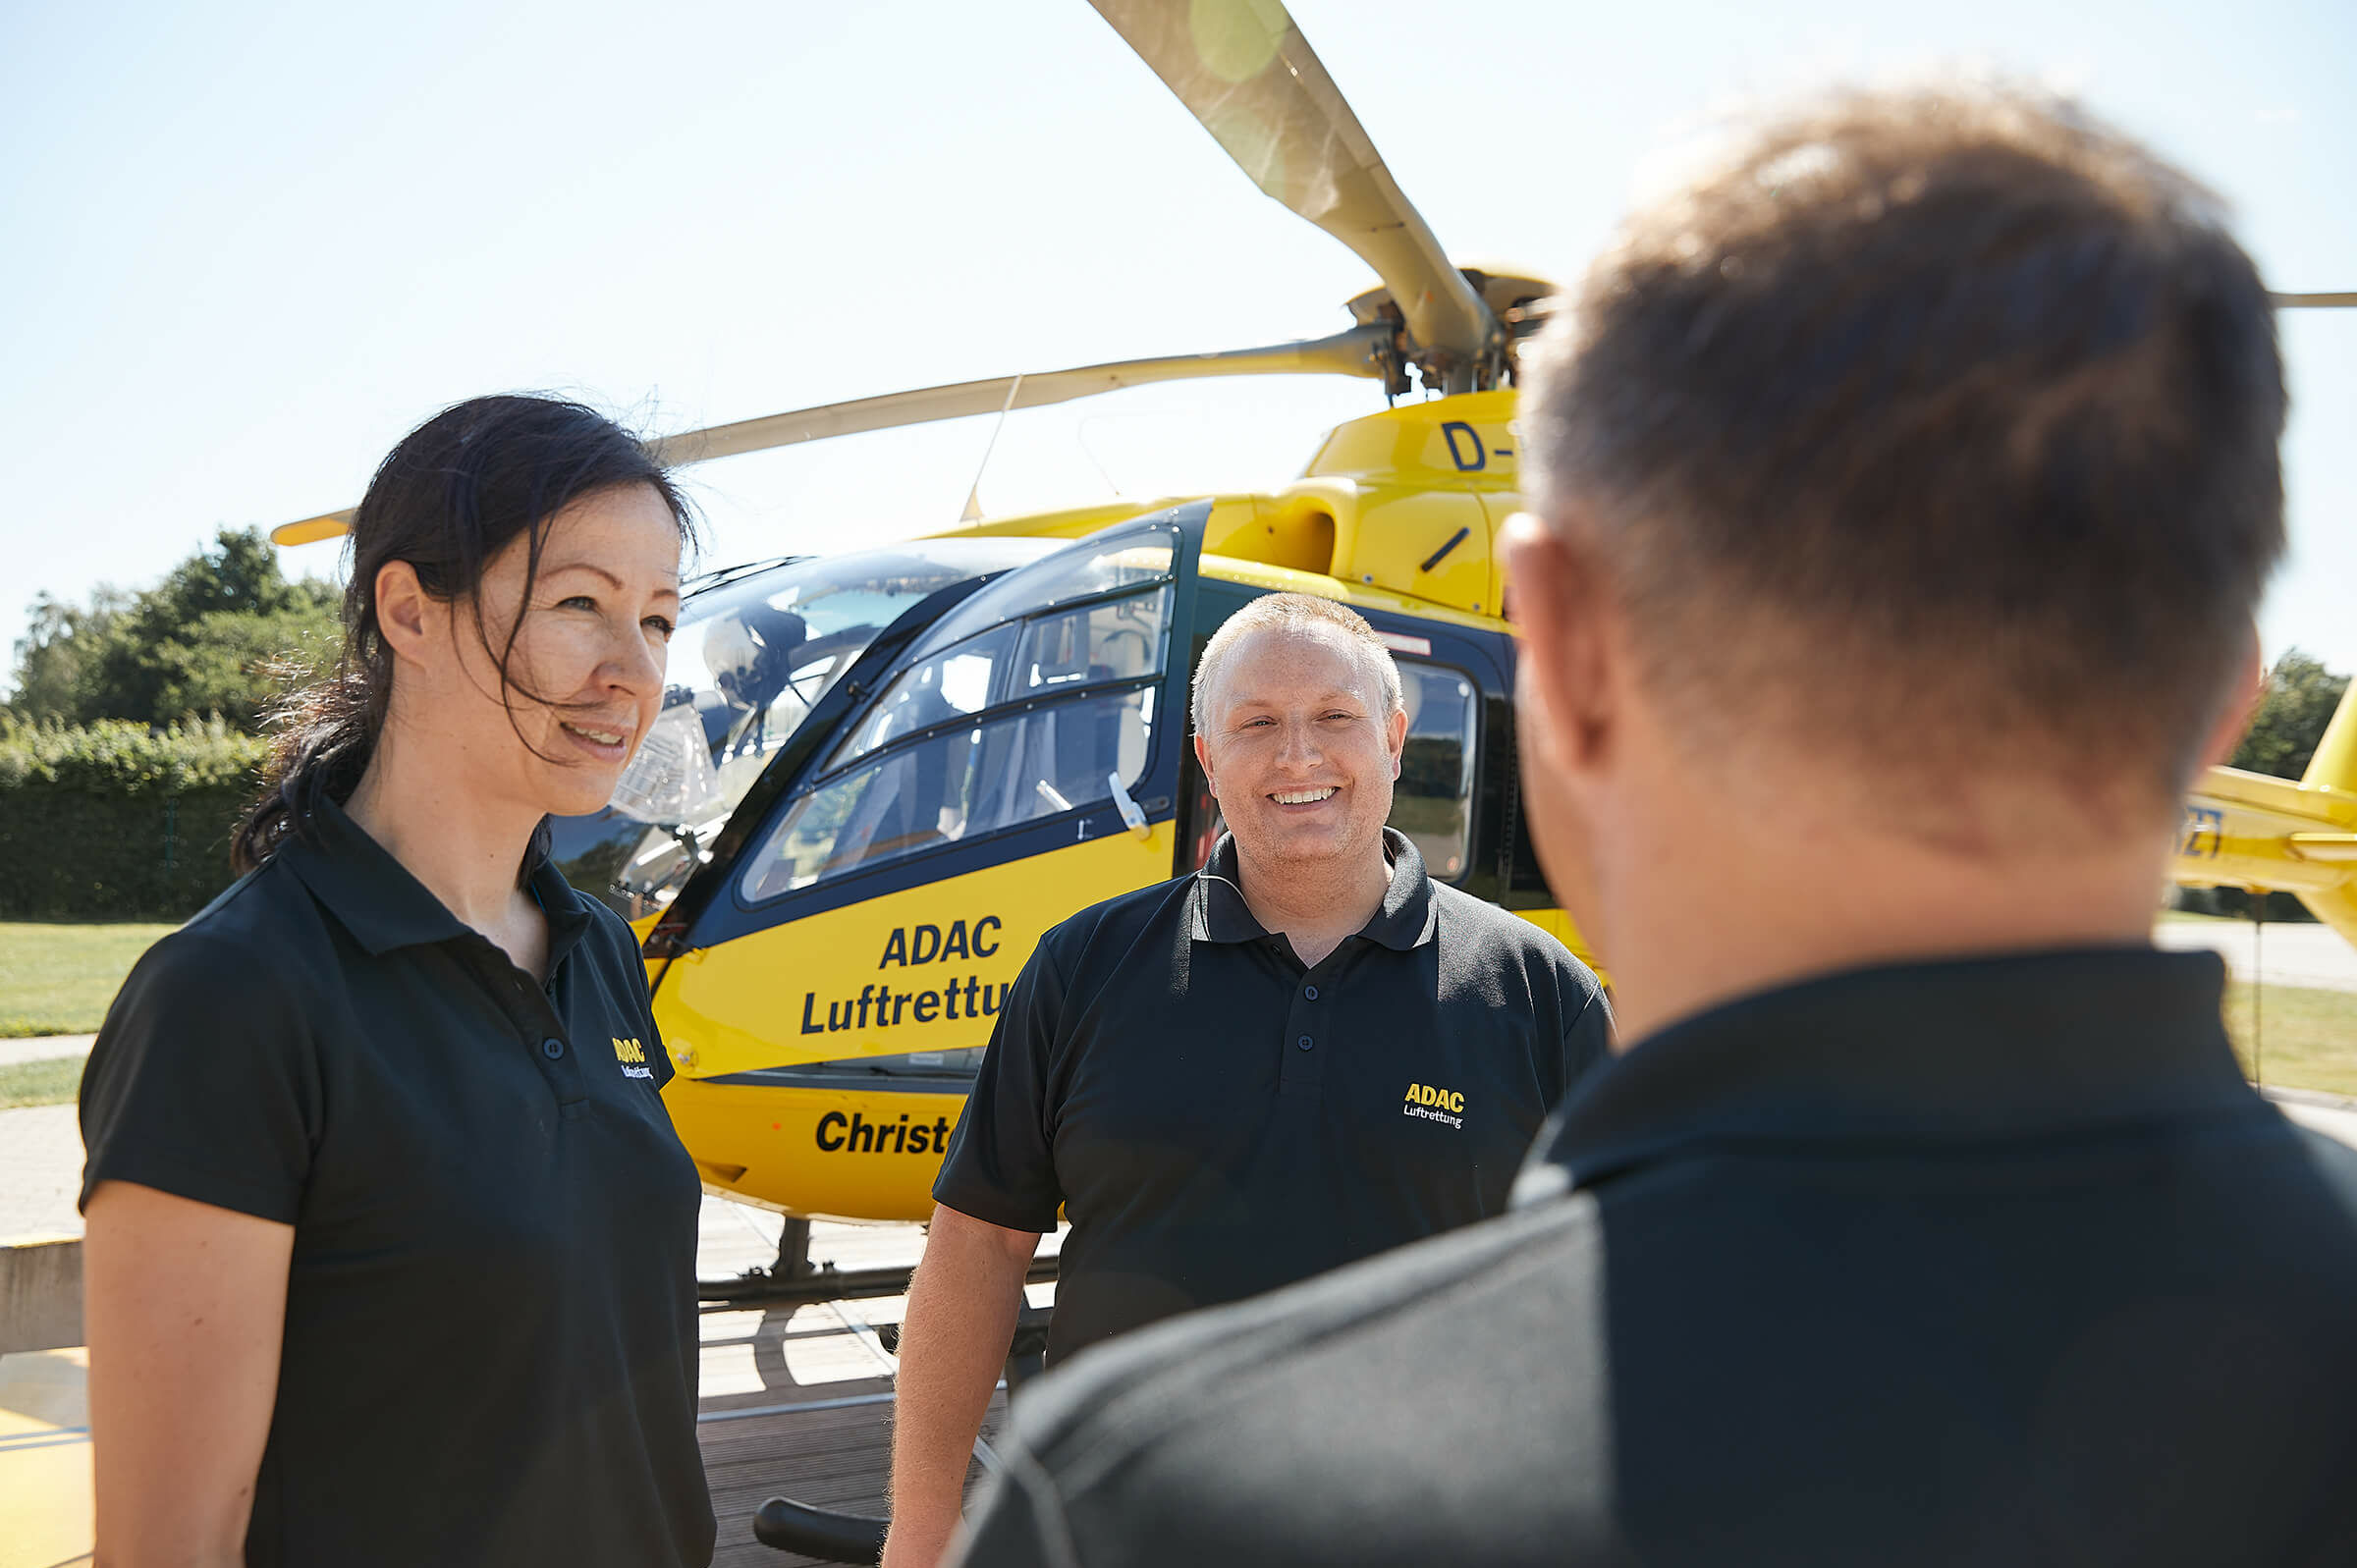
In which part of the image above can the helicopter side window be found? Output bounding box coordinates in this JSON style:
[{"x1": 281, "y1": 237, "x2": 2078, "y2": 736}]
[
  {"x1": 1391, "y1": 661, "x2": 1480, "y2": 881},
  {"x1": 830, "y1": 624, "x2": 1017, "y2": 768},
  {"x1": 918, "y1": 531, "x2": 1175, "y2": 654},
  {"x1": 1016, "y1": 586, "x2": 1170, "y2": 693},
  {"x1": 737, "y1": 525, "x2": 1180, "y2": 903},
  {"x1": 739, "y1": 687, "x2": 1158, "y2": 901}
]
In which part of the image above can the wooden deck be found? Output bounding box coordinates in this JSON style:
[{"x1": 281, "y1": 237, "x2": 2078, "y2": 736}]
[{"x1": 694, "y1": 1201, "x2": 1047, "y2": 1567}]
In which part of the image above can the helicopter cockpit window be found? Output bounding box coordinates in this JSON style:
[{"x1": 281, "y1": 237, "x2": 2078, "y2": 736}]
[
  {"x1": 740, "y1": 686, "x2": 1158, "y2": 900},
  {"x1": 590, "y1": 536, "x2": 1060, "y2": 911},
  {"x1": 739, "y1": 526, "x2": 1178, "y2": 902},
  {"x1": 1391, "y1": 661, "x2": 1479, "y2": 880}
]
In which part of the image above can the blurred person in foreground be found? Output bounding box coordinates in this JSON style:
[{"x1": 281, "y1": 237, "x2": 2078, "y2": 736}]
[
  {"x1": 883, "y1": 593, "x2": 1609, "y2": 1568},
  {"x1": 952, "y1": 85, "x2": 2357, "y2": 1568},
  {"x1": 80, "y1": 396, "x2": 715, "y2": 1567}
]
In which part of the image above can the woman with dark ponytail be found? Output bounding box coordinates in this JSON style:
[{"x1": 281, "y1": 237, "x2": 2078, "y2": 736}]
[{"x1": 79, "y1": 395, "x2": 717, "y2": 1567}]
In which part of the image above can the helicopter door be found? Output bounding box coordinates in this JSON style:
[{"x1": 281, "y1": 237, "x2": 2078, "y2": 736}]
[{"x1": 651, "y1": 507, "x2": 1207, "y2": 1097}]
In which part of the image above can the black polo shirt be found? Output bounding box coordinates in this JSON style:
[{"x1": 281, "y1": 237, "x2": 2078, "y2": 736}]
[
  {"x1": 955, "y1": 948, "x2": 2357, "y2": 1568},
  {"x1": 79, "y1": 795, "x2": 715, "y2": 1568},
  {"x1": 933, "y1": 828, "x2": 1610, "y2": 1365}
]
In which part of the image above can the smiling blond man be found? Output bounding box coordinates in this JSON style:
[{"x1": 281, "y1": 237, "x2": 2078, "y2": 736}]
[{"x1": 880, "y1": 593, "x2": 1608, "y2": 1568}]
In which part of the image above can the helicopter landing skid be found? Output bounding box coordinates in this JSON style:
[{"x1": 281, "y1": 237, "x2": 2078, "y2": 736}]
[{"x1": 697, "y1": 1217, "x2": 1063, "y2": 1313}]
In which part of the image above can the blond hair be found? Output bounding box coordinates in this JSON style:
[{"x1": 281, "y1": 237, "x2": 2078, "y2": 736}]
[{"x1": 1190, "y1": 593, "x2": 1404, "y2": 730}]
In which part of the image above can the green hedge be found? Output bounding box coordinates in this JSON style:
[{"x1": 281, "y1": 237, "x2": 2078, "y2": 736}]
[{"x1": 0, "y1": 719, "x2": 269, "y2": 919}]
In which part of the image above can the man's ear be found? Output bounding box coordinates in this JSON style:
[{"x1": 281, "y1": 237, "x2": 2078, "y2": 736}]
[
  {"x1": 2198, "y1": 624, "x2": 2267, "y2": 771},
  {"x1": 1193, "y1": 730, "x2": 1218, "y2": 800},
  {"x1": 1387, "y1": 702, "x2": 1408, "y2": 780},
  {"x1": 373, "y1": 560, "x2": 437, "y2": 667},
  {"x1": 1499, "y1": 512, "x2": 1615, "y2": 776}
]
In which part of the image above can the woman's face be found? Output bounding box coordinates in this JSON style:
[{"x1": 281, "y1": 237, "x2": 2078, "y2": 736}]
[{"x1": 434, "y1": 483, "x2": 684, "y2": 820}]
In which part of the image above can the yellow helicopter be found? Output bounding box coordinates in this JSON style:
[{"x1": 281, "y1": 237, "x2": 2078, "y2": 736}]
[{"x1": 271, "y1": 0, "x2": 2357, "y2": 1263}]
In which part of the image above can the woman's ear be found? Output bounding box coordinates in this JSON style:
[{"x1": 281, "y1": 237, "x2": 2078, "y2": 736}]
[{"x1": 373, "y1": 560, "x2": 436, "y2": 666}]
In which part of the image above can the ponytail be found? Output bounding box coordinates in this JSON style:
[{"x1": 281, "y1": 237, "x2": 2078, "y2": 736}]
[{"x1": 232, "y1": 663, "x2": 387, "y2": 874}]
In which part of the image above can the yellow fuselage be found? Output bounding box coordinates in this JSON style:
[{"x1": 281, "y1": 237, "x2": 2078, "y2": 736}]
[{"x1": 649, "y1": 387, "x2": 2357, "y2": 1220}]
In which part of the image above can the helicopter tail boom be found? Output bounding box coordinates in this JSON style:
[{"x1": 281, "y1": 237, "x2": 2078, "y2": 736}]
[{"x1": 2176, "y1": 683, "x2": 2357, "y2": 951}]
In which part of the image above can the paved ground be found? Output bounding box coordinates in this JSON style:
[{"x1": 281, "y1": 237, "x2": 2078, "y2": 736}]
[
  {"x1": 2274, "y1": 1092, "x2": 2357, "y2": 1149},
  {"x1": 0, "y1": 1035, "x2": 93, "y2": 1070},
  {"x1": 2153, "y1": 920, "x2": 2357, "y2": 993},
  {"x1": 0, "y1": 1105, "x2": 85, "y2": 1244}
]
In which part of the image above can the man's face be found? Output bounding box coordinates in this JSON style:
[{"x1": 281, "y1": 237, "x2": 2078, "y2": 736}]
[{"x1": 1194, "y1": 623, "x2": 1407, "y2": 872}]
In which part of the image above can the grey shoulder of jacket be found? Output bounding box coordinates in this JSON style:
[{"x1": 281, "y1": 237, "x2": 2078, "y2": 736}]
[{"x1": 1004, "y1": 1192, "x2": 1602, "y2": 1469}]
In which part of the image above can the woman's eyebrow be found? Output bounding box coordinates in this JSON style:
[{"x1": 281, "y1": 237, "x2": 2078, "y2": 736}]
[{"x1": 544, "y1": 560, "x2": 680, "y2": 599}]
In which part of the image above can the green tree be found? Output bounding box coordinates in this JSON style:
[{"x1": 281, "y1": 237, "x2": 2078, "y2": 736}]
[
  {"x1": 6, "y1": 528, "x2": 340, "y2": 730},
  {"x1": 7, "y1": 586, "x2": 132, "y2": 722},
  {"x1": 2229, "y1": 649, "x2": 2350, "y2": 782}
]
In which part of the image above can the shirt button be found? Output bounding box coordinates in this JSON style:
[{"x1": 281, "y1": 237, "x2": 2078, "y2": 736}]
[
  {"x1": 1303, "y1": 985, "x2": 1319, "y2": 1000},
  {"x1": 1296, "y1": 1035, "x2": 1314, "y2": 1052},
  {"x1": 540, "y1": 1037, "x2": 567, "y2": 1060}
]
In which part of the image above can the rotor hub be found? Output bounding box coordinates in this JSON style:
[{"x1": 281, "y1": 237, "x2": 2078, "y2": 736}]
[{"x1": 1344, "y1": 267, "x2": 1558, "y2": 396}]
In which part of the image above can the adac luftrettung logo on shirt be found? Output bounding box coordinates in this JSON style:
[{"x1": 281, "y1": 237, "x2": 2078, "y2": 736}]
[
  {"x1": 1403, "y1": 1082, "x2": 1464, "y2": 1129},
  {"x1": 613, "y1": 1037, "x2": 653, "y2": 1080}
]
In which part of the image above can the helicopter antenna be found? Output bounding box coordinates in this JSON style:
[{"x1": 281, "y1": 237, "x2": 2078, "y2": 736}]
[
  {"x1": 959, "y1": 374, "x2": 1025, "y2": 525},
  {"x1": 1072, "y1": 414, "x2": 1126, "y2": 498}
]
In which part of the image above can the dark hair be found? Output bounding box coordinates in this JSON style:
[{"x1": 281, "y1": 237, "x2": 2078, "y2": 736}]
[
  {"x1": 235, "y1": 395, "x2": 694, "y2": 873},
  {"x1": 1520, "y1": 86, "x2": 2286, "y2": 809}
]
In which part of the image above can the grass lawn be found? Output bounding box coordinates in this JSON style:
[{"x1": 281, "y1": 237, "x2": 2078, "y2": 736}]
[
  {"x1": 0, "y1": 920, "x2": 179, "y2": 1037},
  {"x1": 0, "y1": 1054, "x2": 85, "y2": 1108},
  {"x1": 2224, "y1": 981, "x2": 2357, "y2": 1100},
  {"x1": 0, "y1": 918, "x2": 2350, "y2": 1104}
]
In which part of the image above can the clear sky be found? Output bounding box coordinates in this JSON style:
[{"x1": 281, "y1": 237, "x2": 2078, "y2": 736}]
[{"x1": 4, "y1": 0, "x2": 2351, "y2": 689}]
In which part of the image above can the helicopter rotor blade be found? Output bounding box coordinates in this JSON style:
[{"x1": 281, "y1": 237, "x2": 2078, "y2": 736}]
[
  {"x1": 1085, "y1": 0, "x2": 1498, "y2": 393},
  {"x1": 267, "y1": 325, "x2": 1390, "y2": 546},
  {"x1": 646, "y1": 324, "x2": 1387, "y2": 467},
  {"x1": 2274, "y1": 293, "x2": 2357, "y2": 307},
  {"x1": 271, "y1": 509, "x2": 357, "y2": 547}
]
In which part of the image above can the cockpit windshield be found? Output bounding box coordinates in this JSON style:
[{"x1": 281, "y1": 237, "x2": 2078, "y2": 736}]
[{"x1": 554, "y1": 535, "x2": 1060, "y2": 914}]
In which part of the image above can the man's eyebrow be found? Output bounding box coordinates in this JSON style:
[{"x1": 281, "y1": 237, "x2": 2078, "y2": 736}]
[
  {"x1": 1227, "y1": 686, "x2": 1366, "y2": 709},
  {"x1": 545, "y1": 561, "x2": 681, "y2": 599}
]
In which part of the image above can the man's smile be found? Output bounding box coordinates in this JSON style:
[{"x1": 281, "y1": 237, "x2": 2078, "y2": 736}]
[{"x1": 1271, "y1": 786, "x2": 1339, "y2": 805}]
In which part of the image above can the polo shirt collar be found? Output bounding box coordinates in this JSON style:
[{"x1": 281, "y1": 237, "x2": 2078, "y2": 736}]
[
  {"x1": 1189, "y1": 826, "x2": 1438, "y2": 950},
  {"x1": 279, "y1": 793, "x2": 589, "y2": 963},
  {"x1": 1515, "y1": 946, "x2": 2257, "y2": 1204}
]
